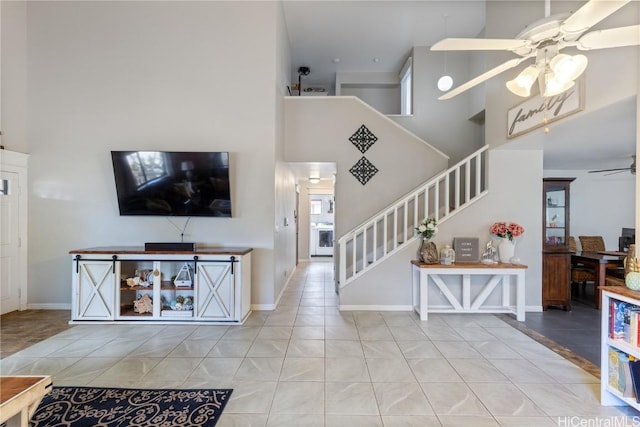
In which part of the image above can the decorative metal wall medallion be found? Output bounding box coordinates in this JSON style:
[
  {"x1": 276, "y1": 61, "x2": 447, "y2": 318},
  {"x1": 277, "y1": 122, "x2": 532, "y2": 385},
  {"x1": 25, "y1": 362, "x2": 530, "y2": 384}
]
[
  {"x1": 349, "y1": 125, "x2": 378, "y2": 153},
  {"x1": 349, "y1": 157, "x2": 378, "y2": 185}
]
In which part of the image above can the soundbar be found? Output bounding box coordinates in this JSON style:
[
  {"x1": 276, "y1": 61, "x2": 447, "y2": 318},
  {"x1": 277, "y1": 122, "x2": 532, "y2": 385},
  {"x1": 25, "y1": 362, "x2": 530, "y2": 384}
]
[{"x1": 145, "y1": 242, "x2": 196, "y2": 252}]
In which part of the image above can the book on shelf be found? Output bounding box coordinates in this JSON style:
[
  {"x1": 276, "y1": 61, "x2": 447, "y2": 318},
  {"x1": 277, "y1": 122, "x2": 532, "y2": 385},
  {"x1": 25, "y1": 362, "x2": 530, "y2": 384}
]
[
  {"x1": 611, "y1": 300, "x2": 629, "y2": 340},
  {"x1": 630, "y1": 360, "x2": 640, "y2": 403},
  {"x1": 620, "y1": 353, "x2": 635, "y2": 398},
  {"x1": 609, "y1": 347, "x2": 621, "y2": 390}
]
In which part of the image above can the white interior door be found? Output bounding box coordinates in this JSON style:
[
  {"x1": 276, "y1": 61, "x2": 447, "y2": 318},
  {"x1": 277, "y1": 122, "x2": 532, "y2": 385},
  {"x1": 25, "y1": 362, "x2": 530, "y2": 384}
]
[{"x1": 1, "y1": 171, "x2": 21, "y2": 314}]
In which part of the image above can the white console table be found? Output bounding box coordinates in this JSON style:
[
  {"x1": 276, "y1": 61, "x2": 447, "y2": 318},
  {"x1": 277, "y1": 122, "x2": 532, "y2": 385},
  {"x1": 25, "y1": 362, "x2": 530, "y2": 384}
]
[{"x1": 411, "y1": 260, "x2": 527, "y2": 321}]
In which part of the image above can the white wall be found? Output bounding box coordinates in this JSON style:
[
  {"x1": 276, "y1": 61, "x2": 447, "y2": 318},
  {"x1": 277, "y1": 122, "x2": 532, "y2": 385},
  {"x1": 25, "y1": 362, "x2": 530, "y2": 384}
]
[
  {"x1": 393, "y1": 47, "x2": 484, "y2": 164},
  {"x1": 340, "y1": 148, "x2": 543, "y2": 309},
  {"x1": 336, "y1": 72, "x2": 402, "y2": 115},
  {"x1": 20, "y1": 1, "x2": 283, "y2": 307},
  {"x1": 340, "y1": 86, "x2": 400, "y2": 115},
  {"x1": 544, "y1": 170, "x2": 635, "y2": 250},
  {"x1": 1, "y1": 1, "x2": 27, "y2": 153},
  {"x1": 272, "y1": 1, "x2": 297, "y2": 306},
  {"x1": 284, "y1": 97, "x2": 449, "y2": 237}
]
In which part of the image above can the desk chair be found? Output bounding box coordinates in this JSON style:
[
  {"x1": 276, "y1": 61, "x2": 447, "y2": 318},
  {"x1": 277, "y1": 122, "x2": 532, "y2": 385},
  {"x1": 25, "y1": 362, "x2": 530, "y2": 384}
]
[{"x1": 570, "y1": 236, "x2": 595, "y2": 295}]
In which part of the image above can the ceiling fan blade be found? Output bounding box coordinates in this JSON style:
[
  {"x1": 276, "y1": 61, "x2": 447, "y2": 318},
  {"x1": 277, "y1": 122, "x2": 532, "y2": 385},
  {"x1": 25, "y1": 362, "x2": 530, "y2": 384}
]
[
  {"x1": 576, "y1": 25, "x2": 640, "y2": 50},
  {"x1": 588, "y1": 167, "x2": 630, "y2": 173},
  {"x1": 561, "y1": 0, "x2": 631, "y2": 36},
  {"x1": 432, "y1": 38, "x2": 530, "y2": 51},
  {"x1": 438, "y1": 58, "x2": 527, "y2": 100}
]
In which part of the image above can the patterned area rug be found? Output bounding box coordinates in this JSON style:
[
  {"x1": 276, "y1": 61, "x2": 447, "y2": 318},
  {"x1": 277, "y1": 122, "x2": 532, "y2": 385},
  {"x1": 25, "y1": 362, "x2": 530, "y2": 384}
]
[{"x1": 30, "y1": 387, "x2": 232, "y2": 427}]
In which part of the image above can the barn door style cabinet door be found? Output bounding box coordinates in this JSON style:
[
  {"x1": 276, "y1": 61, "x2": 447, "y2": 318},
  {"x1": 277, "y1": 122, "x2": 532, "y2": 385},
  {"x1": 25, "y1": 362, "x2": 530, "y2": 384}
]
[
  {"x1": 196, "y1": 260, "x2": 236, "y2": 321},
  {"x1": 542, "y1": 177, "x2": 575, "y2": 311},
  {"x1": 72, "y1": 258, "x2": 117, "y2": 320}
]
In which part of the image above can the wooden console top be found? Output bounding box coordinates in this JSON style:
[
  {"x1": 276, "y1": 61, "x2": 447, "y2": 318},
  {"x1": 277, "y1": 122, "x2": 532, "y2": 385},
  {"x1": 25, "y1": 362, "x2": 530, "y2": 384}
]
[
  {"x1": 411, "y1": 260, "x2": 528, "y2": 269},
  {"x1": 69, "y1": 246, "x2": 253, "y2": 255}
]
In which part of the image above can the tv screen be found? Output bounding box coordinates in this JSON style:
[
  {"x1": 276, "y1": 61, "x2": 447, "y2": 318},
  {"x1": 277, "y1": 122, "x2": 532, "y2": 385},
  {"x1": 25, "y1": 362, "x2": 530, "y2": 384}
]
[{"x1": 111, "y1": 151, "x2": 231, "y2": 217}]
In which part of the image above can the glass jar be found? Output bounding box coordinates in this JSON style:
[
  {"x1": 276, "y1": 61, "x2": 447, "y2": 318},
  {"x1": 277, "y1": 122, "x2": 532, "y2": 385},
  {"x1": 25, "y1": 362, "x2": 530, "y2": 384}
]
[{"x1": 440, "y1": 244, "x2": 455, "y2": 265}]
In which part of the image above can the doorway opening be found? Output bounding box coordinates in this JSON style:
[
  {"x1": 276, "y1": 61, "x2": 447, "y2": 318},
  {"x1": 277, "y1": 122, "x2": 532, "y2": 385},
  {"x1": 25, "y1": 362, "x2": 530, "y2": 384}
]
[{"x1": 310, "y1": 194, "x2": 334, "y2": 260}]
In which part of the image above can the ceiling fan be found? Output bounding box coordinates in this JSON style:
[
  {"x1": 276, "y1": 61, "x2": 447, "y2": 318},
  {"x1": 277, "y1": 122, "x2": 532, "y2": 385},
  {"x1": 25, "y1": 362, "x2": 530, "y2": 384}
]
[
  {"x1": 588, "y1": 155, "x2": 636, "y2": 175},
  {"x1": 431, "y1": 0, "x2": 640, "y2": 100}
]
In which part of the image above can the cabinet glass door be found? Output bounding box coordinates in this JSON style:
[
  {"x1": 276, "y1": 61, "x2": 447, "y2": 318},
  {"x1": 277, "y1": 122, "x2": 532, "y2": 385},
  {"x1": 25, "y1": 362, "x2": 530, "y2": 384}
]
[{"x1": 545, "y1": 188, "x2": 567, "y2": 247}]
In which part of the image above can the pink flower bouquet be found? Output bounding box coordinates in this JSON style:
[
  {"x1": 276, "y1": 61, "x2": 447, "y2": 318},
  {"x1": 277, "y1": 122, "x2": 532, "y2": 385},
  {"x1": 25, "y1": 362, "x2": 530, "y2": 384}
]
[{"x1": 490, "y1": 221, "x2": 524, "y2": 241}]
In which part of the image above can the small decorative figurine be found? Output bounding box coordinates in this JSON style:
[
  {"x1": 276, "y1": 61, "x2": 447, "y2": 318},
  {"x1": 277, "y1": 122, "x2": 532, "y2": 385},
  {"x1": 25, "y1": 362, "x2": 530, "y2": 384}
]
[
  {"x1": 174, "y1": 263, "x2": 193, "y2": 287},
  {"x1": 481, "y1": 241, "x2": 498, "y2": 264},
  {"x1": 133, "y1": 294, "x2": 153, "y2": 314}
]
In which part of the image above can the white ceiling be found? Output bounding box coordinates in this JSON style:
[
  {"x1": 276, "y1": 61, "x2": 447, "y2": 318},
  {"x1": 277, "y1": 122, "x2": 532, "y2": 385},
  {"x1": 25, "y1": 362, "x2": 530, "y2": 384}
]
[{"x1": 282, "y1": 0, "x2": 638, "y2": 179}]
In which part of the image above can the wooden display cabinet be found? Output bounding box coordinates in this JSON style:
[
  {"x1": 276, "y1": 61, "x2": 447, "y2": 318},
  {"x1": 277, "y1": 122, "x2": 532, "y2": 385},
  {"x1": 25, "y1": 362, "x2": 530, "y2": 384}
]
[{"x1": 542, "y1": 177, "x2": 575, "y2": 311}]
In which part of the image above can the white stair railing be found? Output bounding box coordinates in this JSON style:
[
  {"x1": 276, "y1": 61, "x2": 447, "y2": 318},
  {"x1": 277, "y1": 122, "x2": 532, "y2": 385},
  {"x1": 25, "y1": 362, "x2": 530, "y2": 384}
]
[{"x1": 338, "y1": 145, "x2": 489, "y2": 289}]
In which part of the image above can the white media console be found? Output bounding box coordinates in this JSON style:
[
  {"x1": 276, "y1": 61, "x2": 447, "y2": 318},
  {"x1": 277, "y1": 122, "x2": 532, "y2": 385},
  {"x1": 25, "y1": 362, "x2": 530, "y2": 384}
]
[{"x1": 70, "y1": 246, "x2": 252, "y2": 324}]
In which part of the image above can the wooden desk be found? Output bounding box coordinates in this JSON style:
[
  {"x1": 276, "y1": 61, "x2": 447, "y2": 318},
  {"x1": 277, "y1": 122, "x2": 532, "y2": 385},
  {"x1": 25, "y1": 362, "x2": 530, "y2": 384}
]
[
  {"x1": 411, "y1": 261, "x2": 528, "y2": 321},
  {"x1": 0, "y1": 376, "x2": 52, "y2": 426},
  {"x1": 571, "y1": 251, "x2": 625, "y2": 309}
]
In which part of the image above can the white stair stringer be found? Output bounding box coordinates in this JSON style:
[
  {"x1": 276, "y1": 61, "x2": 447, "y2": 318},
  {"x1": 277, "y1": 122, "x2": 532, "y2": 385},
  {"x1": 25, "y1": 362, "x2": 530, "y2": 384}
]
[{"x1": 337, "y1": 145, "x2": 489, "y2": 290}]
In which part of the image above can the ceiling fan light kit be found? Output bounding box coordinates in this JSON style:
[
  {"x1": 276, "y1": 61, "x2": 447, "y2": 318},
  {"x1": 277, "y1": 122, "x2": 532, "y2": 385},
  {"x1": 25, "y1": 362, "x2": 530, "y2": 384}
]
[
  {"x1": 550, "y1": 53, "x2": 588, "y2": 81},
  {"x1": 506, "y1": 66, "x2": 539, "y2": 97},
  {"x1": 431, "y1": 0, "x2": 638, "y2": 100},
  {"x1": 505, "y1": 51, "x2": 585, "y2": 98}
]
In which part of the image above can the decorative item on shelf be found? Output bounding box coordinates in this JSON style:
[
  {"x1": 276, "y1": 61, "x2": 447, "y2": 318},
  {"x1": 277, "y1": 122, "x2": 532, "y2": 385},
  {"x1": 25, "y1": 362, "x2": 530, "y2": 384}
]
[
  {"x1": 174, "y1": 263, "x2": 193, "y2": 287},
  {"x1": 625, "y1": 244, "x2": 636, "y2": 277},
  {"x1": 133, "y1": 294, "x2": 153, "y2": 314},
  {"x1": 481, "y1": 241, "x2": 498, "y2": 264},
  {"x1": 415, "y1": 217, "x2": 439, "y2": 264},
  {"x1": 171, "y1": 295, "x2": 194, "y2": 311},
  {"x1": 489, "y1": 221, "x2": 525, "y2": 263},
  {"x1": 440, "y1": 244, "x2": 455, "y2": 265},
  {"x1": 625, "y1": 255, "x2": 640, "y2": 291},
  {"x1": 453, "y1": 237, "x2": 479, "y2": 262}
]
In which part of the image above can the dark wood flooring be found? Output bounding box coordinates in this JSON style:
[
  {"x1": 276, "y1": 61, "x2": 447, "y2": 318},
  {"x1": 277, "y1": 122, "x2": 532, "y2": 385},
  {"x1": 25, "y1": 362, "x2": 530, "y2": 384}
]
[{"x1": 0, "y1": 310, "x2": 72, "y2": 359}]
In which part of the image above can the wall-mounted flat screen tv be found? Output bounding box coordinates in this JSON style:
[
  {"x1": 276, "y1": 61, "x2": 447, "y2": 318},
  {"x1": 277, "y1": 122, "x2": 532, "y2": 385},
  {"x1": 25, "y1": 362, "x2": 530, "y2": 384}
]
[{"x1": 111, "y1": 151, "x2": 231, "y2": 217}]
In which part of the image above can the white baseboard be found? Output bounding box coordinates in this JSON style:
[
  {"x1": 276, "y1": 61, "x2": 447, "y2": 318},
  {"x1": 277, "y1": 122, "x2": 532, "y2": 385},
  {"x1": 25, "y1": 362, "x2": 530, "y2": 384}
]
[
  {"x1": 251, "y1": 304, "x2": 276, "y2": 311},
  {"x1": 339, "y1": 305, "x2": 413, "y2": 311},
  {"x1": 274, "y1": 264, "x2": 298, "y2": 307},
  {"x1": 338, "y1": 304, "x2": 544, "y2": 313},
  {"x1": 27, "y1": 303, "x2": 71, "y2": 310}
]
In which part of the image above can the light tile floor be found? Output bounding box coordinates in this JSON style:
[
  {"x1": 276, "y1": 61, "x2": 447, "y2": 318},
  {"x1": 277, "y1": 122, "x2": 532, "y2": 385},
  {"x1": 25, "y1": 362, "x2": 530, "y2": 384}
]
[{"x1": 2, "y1": 260, "x2": 640, "y2": 426}]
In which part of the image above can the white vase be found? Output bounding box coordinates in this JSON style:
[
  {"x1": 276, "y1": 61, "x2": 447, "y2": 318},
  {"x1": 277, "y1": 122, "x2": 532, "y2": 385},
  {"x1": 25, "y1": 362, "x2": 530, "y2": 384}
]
[{"x1": 498, "y1": 238, "x2": 515, "y2": 263}]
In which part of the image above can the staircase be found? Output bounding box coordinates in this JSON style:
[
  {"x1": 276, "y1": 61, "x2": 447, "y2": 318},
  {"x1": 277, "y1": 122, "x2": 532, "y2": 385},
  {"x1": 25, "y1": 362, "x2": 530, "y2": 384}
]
[{"x1": 337, "y1": 145, "x2": 489, "y2": 289}]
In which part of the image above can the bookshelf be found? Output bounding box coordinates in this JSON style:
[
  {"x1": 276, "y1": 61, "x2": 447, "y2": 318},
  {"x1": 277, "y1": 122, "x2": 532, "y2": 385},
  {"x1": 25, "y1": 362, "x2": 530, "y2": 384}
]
[{"x1": 601, "y1": 287, "x2": 640, "y2": 409}]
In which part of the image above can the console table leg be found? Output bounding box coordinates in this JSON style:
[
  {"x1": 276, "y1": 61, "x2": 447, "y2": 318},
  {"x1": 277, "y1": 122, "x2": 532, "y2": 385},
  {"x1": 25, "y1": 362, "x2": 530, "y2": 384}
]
[
  {"x1": 516, "y1": 272, "x2": 525, "y2": 321},
  {"x1": 420, "y1": 271, "x2": 428, "y2": 321}
]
